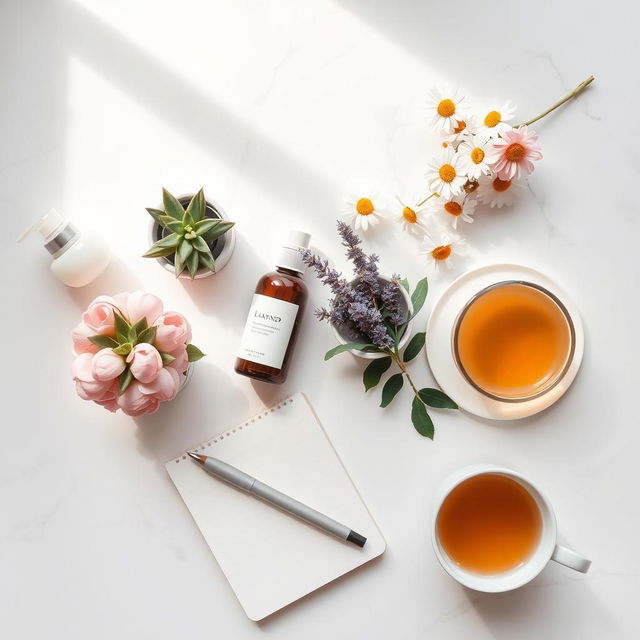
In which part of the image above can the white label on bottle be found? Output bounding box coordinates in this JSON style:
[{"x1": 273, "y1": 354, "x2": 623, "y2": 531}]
[{"x1": 236, "y1": 294, "x2": 299, "y2": 369}]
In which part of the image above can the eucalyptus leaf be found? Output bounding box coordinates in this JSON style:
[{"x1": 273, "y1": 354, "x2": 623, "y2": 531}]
[
  {"x1": 88, "y1": 335, "x2": 119, "y2": 349},
  {"x1": 162, "y1": 188, "x2": 185, "y2": 220},
  {"x1": 380, "y1": 373, "x2": 404, "y2": 407},
  {"x1": 411, "y1": 396, "x2": 434, "y2": 438},
  {"x1": 324, "y1": 343, "x2": 379, "y2": 360},
  {"x1": 400, "y1": 278, "x2": 410, "y2": 293},
  {"x1": 418, "y1": 388, "x2": 458, "y2": 409},
  {"x1": 403, "y1": 331, "x2": 426, "y2": 362},
  {"x1": 410, "y1": 277, "x2": 429, "y2": 318},
  {"x1": 118, "y1": 367, "x2": 133, "y2": 395},
  {"x1": 363, "y1": 356, "x2": 392, "y2": 391},
  {"x1": 186, "y1": 343, "x2": 205, "y2": 362},
  {"x1": 186, "y1": 250, "x2": 199, "y2": 278},
  {"x1": 160, "y1": 352, "x2": 176, "y2": 365}
]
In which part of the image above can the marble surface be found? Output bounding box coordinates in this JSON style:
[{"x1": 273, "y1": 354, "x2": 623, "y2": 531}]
[{"x1": 2, "y1": 1, "x2": 639, "y2": 638}]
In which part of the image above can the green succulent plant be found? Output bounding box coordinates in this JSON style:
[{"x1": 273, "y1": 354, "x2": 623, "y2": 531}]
[{"x1": 143, "y1": 188, "x2": 235, "y2": 278}]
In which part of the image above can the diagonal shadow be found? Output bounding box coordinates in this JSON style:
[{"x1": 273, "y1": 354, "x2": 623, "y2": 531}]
[{"x1": 60, "y1": 0, "x2": 337, "y2": 214}]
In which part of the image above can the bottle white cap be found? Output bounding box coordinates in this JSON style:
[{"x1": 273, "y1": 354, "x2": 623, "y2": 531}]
[
  {"x1": 276, "y1": 230, "x2": 311, "y2": 274},
  {"x1": 17, "y1": 208, "x2": 67, "y2": 243}
]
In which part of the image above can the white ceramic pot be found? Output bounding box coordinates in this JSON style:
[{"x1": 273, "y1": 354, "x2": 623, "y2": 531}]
[
  {"x1": 331, "y1": 275, "x2": 414, "y2": 360},
  {"x1": 147, "y1": 194, "x2": 236, "y2": 279}
]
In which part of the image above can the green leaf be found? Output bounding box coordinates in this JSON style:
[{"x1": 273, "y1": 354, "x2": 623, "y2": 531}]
[
  {"x1": 410, "y1": 277, "x2": 429, "y2": 318},
  {"x1": 403, "y1": 331, "x2": 426, "y2": 362},
  {"x1": 186, "y1": 249, "x2": 199, "y2": 279},
  {"x1": 186, "y1": 343, "x2": 205, "y2": 362},
  {"x1": 193, "y1": 218, "x2": 220, "y2": 235},
  {"x1": 129, "y1": 317, "x2": 148, "y2": 342},
  {"x1": 418, "y1": 388, "x2": 458, "y2": 409},
  {"x1": 197, "y1": 248, "x2": 216, "y2": 273},
  {"x1": 159, "y1": 215, "x2": 184, "y2": 234},
  {"x1": 114, "y1": 311, "x2": 130, "y2": 343},
  {"x1": 411, "y1": 397, "x2": 434, "y2": 438},
  {"x1": 146, "y1": 207, "x2": 165, "y2": 224},
  {"x1": 186, "y1": 188, "x2": 206, "y2": 222},
  {"x1": 142, "y1": 233, "x2": 181, "y2": 258},
  {"x1": 400, "y1": 278, "x2": 410, "y2": 293},
  {"x1": 324, "y1": 343, "x2": 380, "y2": 360},
  {"x1": 113, "y1": 342, "x2": 132, "y2": 356},
  {"x1": 162, "y1": 188, "x2": 185, "y2": 220},
  {"x1": 201, "y1": 220, "x2": 235, "y2": 243},
  {"x1": 174, "y1": 243, "x2": 186, "y2": 278},
  {"x1": 137, "y1": 326, "x2": 157, "y2": 345},
  {"x1": 178, "y1": 237, "x2": 194, "y2": 263},
  {"x1": 118, "y1": 367, "x2": 133, "y2": 395},
  {"x1": 88, "y1": 335, "x2": 119, "y2": 349},
  {"x1": 191, "y1": 235, "x2": 209, "y2": 253},
  {"x1": 380, "y1": 373, "x2": 403, "y2": 407},
  {"x1": 363, "y1": 356, "x2": 392, "y2": 391},
  {"x1": 160, "y1": 352, "x2": 176, "y2": 365}
]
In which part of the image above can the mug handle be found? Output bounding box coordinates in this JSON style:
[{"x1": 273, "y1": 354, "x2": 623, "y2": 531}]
[{"x1": 551, "y1": 544, "x2": 591, "y2": 573}]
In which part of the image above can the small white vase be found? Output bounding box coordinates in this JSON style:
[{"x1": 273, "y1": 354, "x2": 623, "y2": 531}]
[
  {"x1": 147, "y1": 194, "x2": 236, "y2": 279},
  {"x1": 331, "y1": 275, "x2": 414, "y2": 360}
]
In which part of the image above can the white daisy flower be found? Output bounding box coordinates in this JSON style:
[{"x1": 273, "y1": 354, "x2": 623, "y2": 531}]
[
  {"x1": 421, "y1": 232, "x2": 465, "y2": 270},
  {"x1": 477, "y1": 174, "x2": 524, "y2": 208},
  {"x1": 343, "y1": 195, "x2": 385, "y2": 232},
  {"x1": 476, "y1": 101, "x2": 516, "y2": 142},
  {"x1": 425, "y1": 147, "x2": 466, "y2": 200},
  {"x1": 395, "y1": 195, "x2": 429, "y2": 235},
  {"x1": 443, "y1": 115, "x2": 477, "y2": 147},
  {"x1": 457, "y1": 133, "x2": 492, "y2": 180},
  {"x1": 426, "y1": 87, "x2": 469, "y2": 134},
  {"x1": 429, "y1": 194, "x2": 477, "y2": 229}
]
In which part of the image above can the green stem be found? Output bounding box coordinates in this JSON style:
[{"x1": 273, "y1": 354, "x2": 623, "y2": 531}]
[
  {"x1": 416, "y1": 192, "x2": 439, "y2": 208},
  {"x1": 517, "y1": 75, "x2": 594, "y2": 128},
  {"x1": 389, "y1": 351, "x2": 421, "y2": 400}
]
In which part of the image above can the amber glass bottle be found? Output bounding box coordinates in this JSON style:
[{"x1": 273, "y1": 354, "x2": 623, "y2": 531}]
[{"x1": 234, "y1": 231, "x2": 310, "y2": 384}]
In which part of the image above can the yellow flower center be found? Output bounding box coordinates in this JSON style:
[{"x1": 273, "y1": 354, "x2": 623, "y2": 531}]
[
  {"x1": 505, "y1": 142, "x2": 526, "y2": 161},
  {"x1": 356, "y1": 197, "x2": 374, "y2": 215},
  {"x1": 437, "y1": 99, "x2": 456, "y2": 118},
  {"x1": 444, "y1": 201, "x2": 462, "y2": 216},
  {"x1": 453, "y1": 120, "x2": 466, "y2": 134},
  {"x1": 470, "y1": 147, "x2": 485, "y2": 164},
  {"x1": 492, "y1": 177, "x2": 511, "y2": 192},
  {"x1": 484, "y1": 110, "x2": 501, "y2": 128},
  {"x1": 438, "y1": 164, "x2": 456, "y2": 183},
  {"x1": 432, "y1": 245, "x2": 452, "y2": 261},
  {"x1": 442, "y1": 142, "x2": 448, "y2": 148},
  {"x1": 402, "y1": 206, "x2": 417, "y2": 224}
]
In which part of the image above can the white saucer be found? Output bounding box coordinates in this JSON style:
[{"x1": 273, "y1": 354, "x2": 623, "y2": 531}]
[{"x1": 425, "y1": 264, "x2": 584, "y2": 420}]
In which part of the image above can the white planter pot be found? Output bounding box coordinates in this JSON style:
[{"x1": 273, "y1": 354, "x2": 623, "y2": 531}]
[
  {"x1": 147, "y1": 194, "x2": 236, "y2": 279},
  {"x1": 331, "y1": 275, "x2": 414, "y2": 360}
]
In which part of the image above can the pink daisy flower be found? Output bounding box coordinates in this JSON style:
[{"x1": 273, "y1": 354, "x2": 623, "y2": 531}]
[{"x1": 485, "y1": 126, "x2": 542, "y2": 181}]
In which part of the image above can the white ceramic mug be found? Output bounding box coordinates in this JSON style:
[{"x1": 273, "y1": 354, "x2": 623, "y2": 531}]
[{"x1": 431, "y1": 465, "x2": 591, "y2": 592}]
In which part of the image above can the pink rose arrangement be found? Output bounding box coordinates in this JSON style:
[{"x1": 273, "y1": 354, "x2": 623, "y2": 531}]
[{"x1": 71, "y1": 291, "x2": 204, "y2": 416}]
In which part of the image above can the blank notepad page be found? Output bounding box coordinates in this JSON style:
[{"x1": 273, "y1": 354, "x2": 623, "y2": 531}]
[{"x1": 165, "y1": 392, "x2": 386, "y2": 621}]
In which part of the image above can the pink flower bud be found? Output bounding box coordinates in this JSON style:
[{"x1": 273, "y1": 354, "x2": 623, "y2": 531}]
[
  {"x1": 127, "y1": 343, "x2": 162, "y2": 383},
  {"x1": 91, "y1": 348, "x2": 126, "y2": 382}
]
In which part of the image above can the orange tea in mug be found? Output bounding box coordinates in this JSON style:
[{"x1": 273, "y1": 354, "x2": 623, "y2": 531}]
[
  {"x1": 453, "y1": 281, "x2": 574, "y2": 401},
  {"x1": 436, "y1": 473, "x2": 542, "y2": 574}
]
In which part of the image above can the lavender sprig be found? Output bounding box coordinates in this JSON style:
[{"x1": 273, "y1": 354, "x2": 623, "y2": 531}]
[{"x1": 304, "y1": 221, "x2": 457, "y2": 438}]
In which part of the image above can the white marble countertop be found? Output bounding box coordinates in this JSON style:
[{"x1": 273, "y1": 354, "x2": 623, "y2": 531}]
[{"x1": 2, "y1": 1, "x2": 639, "y2": 638}]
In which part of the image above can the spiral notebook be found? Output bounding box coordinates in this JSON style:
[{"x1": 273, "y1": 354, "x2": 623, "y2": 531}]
[{"x1": 165, "y1": 392, "x2": 386, "y2": 621}]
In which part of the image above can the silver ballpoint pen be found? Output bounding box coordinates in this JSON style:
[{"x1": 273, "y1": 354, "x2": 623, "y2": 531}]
[{"x1": 187, "y1": 452, "x2": 367, "y2": 547}]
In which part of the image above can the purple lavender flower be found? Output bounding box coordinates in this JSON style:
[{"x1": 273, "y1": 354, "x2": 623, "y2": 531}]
[{"x1": 301, "y1": 222, "x2": 406, "y2": 351}]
